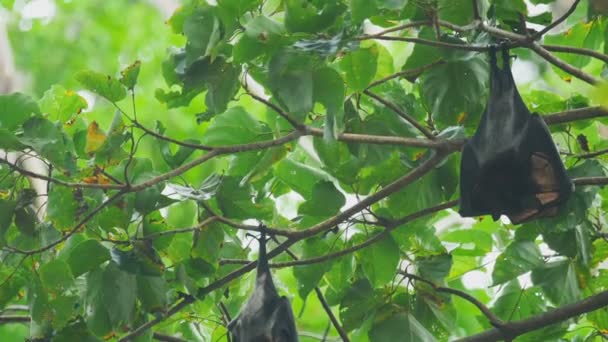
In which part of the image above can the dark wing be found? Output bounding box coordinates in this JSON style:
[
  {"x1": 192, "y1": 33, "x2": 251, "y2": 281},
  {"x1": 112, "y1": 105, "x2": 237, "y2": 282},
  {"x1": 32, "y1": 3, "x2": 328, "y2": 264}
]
[
  {"x1": 505, "y1": 115, "x2": 573, "y2": 224},
  {"x1": 270, "y1": 297, "x2": 299, "y2": 342},
  {"x1": 459, "y1": 46, "x2": 572, "y2": 223}
]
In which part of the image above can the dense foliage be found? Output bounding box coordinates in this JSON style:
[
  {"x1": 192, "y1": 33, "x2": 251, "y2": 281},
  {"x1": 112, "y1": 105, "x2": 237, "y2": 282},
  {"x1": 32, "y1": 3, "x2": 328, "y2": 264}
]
[{"x1": 0, "y1": 0, "x2": 608, "y2": 341}]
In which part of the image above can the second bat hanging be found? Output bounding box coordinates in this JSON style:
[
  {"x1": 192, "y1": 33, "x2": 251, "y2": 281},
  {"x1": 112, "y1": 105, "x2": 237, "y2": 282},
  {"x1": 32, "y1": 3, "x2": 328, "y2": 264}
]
[{"x1": 459, "y1": 45, "x2": 573, "y2": 224}]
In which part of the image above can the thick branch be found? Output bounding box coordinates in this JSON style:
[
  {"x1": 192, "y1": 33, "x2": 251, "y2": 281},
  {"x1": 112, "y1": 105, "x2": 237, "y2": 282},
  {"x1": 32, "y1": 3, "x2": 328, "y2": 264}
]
[
  {"x1": 543, "y1": 106, "x2": 608, "y2": 125},
  {"x1": 457, "y1": 290, "x2": 608, "y2": 341}
]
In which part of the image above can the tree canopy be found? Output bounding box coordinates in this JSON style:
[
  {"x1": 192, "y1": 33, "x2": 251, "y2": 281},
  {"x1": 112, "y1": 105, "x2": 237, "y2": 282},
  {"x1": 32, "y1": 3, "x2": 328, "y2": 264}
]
[{"x1": 0, "y1": 0, "x2": 608, "y2": 341}]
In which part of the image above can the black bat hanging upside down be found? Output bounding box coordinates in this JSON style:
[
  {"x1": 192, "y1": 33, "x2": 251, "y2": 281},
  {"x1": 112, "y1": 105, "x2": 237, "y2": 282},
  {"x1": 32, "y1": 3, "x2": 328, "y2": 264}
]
[
  {"x1": 227, "y1": 228, "x2": 299, "y2": 342},
  {"x1": 459, "y1": 45, "x2": 573, "y2": 224}
]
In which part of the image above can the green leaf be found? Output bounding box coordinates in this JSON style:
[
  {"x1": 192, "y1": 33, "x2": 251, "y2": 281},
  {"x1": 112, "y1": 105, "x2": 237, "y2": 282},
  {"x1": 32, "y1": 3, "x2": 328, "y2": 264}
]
[
  {"x1": 46, "y1": 186, "x2": 77, "y2": 231},
  {"x1": 19, "y1": 117, "x2": 77, "y2": 172},
  {"x1": 441, "y1": 229, "x2": 492, "y2": 256},
  {"x1": 298, "y1": 181, "x2": 346, "y2": 217},
  {"x1": 0, "y1": 93, "x2": 40, "y2": 131},
  {"x1": 339, "y1": 278, "x2": 378, "y2": 331},
  {"x1": 0, "y1": 128, "x2": 26, "y2": 150},
  {"x1": 85, "y1": 269, "x2": 112, "y2": 337},
  {"x1": 183, "y1": 6, "x2": 221, "y2": 64},
  {"x1": 192, "y1": 223, "x2": 224, "y2": 268},
  {"x1": 351, "y1": 0, "x2": 378, "y2": 24},
  {"x1": 421, "y1": 54, "x2": 487, "y2": 127},
  {"x1": 268, "y1": 51, "x2": 314, "y2": 116},
  {"x1": 493, "y1": 281, "x2": 545, "y2": 321},
  {"x1": 493, "y1": 0, "x2": 527, "y2": 23},
  {"x1": 293, "y1": 237, "x2": 334, "y2": 299},
  {"x1": 201, "y1": 106, "x2": 271, "y2": 145},
  {"x1": 14, "y1": 207, "x2": 36, "y2": 236},
  {"x1": 492, "y1": 241, "x2": 544, "y2": 285},
  {"x1": 111, "y1": 243, "x2": 164, "y2": 277},
  {"x1": 50, "y1": 294, "x2": 79, "y2": 330},
  {"x1": 357, "y1": 234, "x2": 400, "y2": 287},
  {"x1": 439, "y1": 0, "x2": 473, "y2": 26},
  {"x1": 120, "y1": 60, "x2": 141, "y2": 90},
  {"x1": 544, "y1": 21, "x2": 604, "y2": 70},
  {"x1": 137, "y1": 275, "x2": 167, "y2": 313},
  {"x1": 0, "y1": 199, "x2": 15, "y2": 246},
  {"x1": 66, "y1": 240, "x2": 111, "y2": 277},
  {"x1": 340, "y1": 45, "x2": 378, "y2": 92},
  {"x1": 313, "y1": 67, "x2": 345, "y2": 140},
  {"x1": 39, "y1": 259, "x2": 74, "y2": 292},
  {"x1": 275, "y1": 158, "x2": 328, "y2": 198},
  {"x1": 284, "y1": 0, "x2": 345, "y2": 33},
  {"x1": 531, "y1": 260, "x2": 580, "y2": 306},
  {"x1": 215, "y1": 177, "x2": 273, "y2": 220},
  {"x1": 369, "y1": 312, "x2": 437, "y2": 342},
  {"x1": 39, "y1": 85, "x2": 87, "y2": 122},
  {"x1": 102, "y1": 262, "x2": 136, "y2": 326},
  {"x1": 417, "y1": 253, "x2": 453, "y2": 283},
  {"x1": 76, "y1": 70, "x2": 127, "y2": 102}
]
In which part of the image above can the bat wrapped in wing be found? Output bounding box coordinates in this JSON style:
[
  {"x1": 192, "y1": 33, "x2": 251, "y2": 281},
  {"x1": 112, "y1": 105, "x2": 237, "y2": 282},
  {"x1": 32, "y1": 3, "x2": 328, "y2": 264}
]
[
  {"x1": 459, "y1": 46, "x2": 573, "y2": 224},
  {"x1": 228, "y1": 229, "x2": 299, "y2": 342}
]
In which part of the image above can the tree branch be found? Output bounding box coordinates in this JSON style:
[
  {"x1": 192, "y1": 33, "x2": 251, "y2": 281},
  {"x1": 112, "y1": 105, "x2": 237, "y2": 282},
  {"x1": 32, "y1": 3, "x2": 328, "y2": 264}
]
[
  {"x1": 456, "y1": 289, "x2": 608, "y2": 341},
  {"x1": 363, "y1": 89, "x2": 436, "y2": 140},
  {"x1": 399, "y1": 272, "x2": 504, "y2": 328},
  {"x1": 533, "y1": 0, "x2": 580, "y2": 39},
  {"x1": 269, "y1": 236, "x2": 350, "y2": 342}
]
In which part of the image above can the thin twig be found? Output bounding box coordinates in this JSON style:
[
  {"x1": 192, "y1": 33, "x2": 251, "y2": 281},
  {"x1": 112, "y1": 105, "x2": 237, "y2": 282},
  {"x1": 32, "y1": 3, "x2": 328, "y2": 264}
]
[
  {"x1": 399, "y1": 272, "x2": 504, "y2": 328},
  {"x1": 363, "y1": 90, "x2": 436, "y2": 140},
  {"x1": 152, "y1": 332, "x2": 188, "y2": 342},
  {"x1": 366, "y1": 59, "x2": 446, "y2": 89},
  {"x1": 543, "y1": 44, "x2": 608, "y2": 64},
  {"x1": 533, "y1": 0, "x2": 580, "y2": 39},
  {"x1": 573, "y1": 148, "x2": 608, "y2": 159},
  {"x1": 246, "y1": 91, "x2": 304, "y2": 129}
]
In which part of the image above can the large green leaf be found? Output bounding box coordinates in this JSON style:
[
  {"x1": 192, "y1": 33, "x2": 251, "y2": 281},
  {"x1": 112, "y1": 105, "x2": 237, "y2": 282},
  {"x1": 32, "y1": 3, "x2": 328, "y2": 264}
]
[
  {"x1": 492, "y1": 241, "x2": 544, "y2": 285},
  {"x1": 298, "y1": 181, "x2": 346, "y2": 217},
  {"x1": 75, "y1": 70, "x2": 127, "y2": 102},
  {"x1": 357, "y1": 234, "x2": 400, "y2": 287},
  {"x1": 293, "y1": 236, "x2": 334, "y2": 299},
  {"x1": 284, "y1": 0, "x2": 345, "y2": 33},
  {"x1": 102, "y1": 262, "x2": 136, "y2": 326},
  {"x1": 66, "y1": 240, "x2": 111, "y2": 277},
  {"x1": 531, "y1": 260, "x2": 580, "y2": 306},
  {"x1": 201, "y1": 106, "x2": 271, "y2": 145},
  {"x1": 369, "y1": 312, "x2": 437, "y2": 342},
  {"x1": 275, "y1": 158, "x2": 328, "y2": 198},
  {"x1": 268, "y1": 51, "x2": 314, "y2": 117},
  {"x1": 183, "y1": 6, "x2": 221, "y2": 64},
  {"x1": 19, "y1": 117, "x2": 77, "y2": 171},
  {"x1": 0, "y1": 92, "x2": 40, "y2": 131},
  {"x1": 420, "y1": 54, "x2": 488, "y2": 127},
  {"x1": 39, "y1": 85, "x2": 87, "y2": 122},
  {"x1": 544, "y1": 20, "x2": 604, "y2": 69},
  {"x1": 39, "y1": 259, "x2": 74, "y2": 292},
  {"x1": 340, "y1": 45, "x2": 378, "y2": 92}
]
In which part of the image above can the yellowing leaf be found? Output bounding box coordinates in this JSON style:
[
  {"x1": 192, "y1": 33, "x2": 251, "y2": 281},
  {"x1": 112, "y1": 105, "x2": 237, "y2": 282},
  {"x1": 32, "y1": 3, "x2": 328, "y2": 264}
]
[
  {"x1": 85, "y1": 121, "x2": 107, "y2": 154},
  {"x1": 457, "y1": 112, "x2": 467, "y2": 124},
  {"x1": 592, "y1": 81, "x2": 608, "y2": 109}
]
